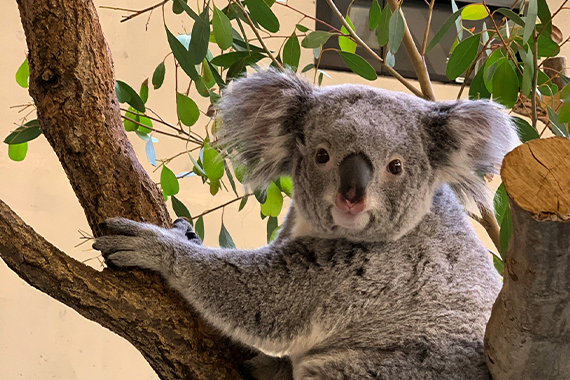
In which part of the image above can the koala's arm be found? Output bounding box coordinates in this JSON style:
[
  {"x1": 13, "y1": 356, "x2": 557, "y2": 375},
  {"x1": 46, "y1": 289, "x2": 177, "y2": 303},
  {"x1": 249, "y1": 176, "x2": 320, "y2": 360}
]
[{"x1": 93, "y1": 218, "x2": 355, "y2": 354}]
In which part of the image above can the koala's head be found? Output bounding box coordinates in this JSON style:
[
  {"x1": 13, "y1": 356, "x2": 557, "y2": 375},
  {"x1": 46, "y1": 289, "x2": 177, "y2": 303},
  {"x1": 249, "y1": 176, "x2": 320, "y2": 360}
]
[{"x1": 218, "y1": 70, "x2": 518, "y2": 242}]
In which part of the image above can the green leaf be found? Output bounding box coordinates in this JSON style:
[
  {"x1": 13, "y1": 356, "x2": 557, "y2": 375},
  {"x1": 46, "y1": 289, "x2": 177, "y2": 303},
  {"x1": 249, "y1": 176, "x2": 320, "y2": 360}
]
[
  {"x1": 492, "y1": 58, "x2": 519, "y2": 108},
  {"x1": 547, "y1": 106, "x2": 569, "y2": 137},
  {"x1": 338, "y1": 51, "x2": 377, "y2": 81},
  {"x1": 176, "y1": 93, "x2": 200, "y2": 127},
  {"x1": 219, "y1": 222, "x2": 236, "y2": 248},
  {"x1": 238, "y1": 196, "x2": 248, "y2": 211},
  {"x1": 116, "y1": 80, "x2": 146, "y2": 113},
  {"x1": 537, "y1": 0, "x2": 552, "y2": 36},
  {"x1": 172, "y1": 0, "x2": 187, "y2": 14},
  {"x1": 15, "y1": 58, "x2": 29, "y2": 88},
  {"x1": 537, "y1": 70, "x2": 558, "y2": 96},
  {"x1": 483, "y1": 49, "x2": 505, "y2": 92},
  {"x1": 339, "y1": 17, "x2": 357, "y2": 53},
  {"x1": 469, "y1": 67, "x2": 491, "y2": 100},
  {"x1": 207, "y1": 60, "x2": 226, "y2": 88},
  {"x1": 195, "y1": 216, "x2": 205, "y2": 241},
  {"x1": 426, "y1": 9, "x2": 462, "y2": 53},
  {"x1": 283, "y1": 33, "x2": 301, "y2": 72},
  {"x1": 234, "y1": 164, "x2": 246, "y2": 183},
  {"x1": 296, "y1": 24, "x2": 309, "y2": 33},
  {"x1": 152, "y1": 62, "x2": 166, "y2": 90},
  {"x1": 561, "y1": 83, "x2": 570, "y2": 101},
  {"x1": 211, "y1": 51, "x2": 258, "y2": 67},
  {"x1": 188, "y1": 7, "x2": 211, "y2": 64},
  {"x1": 559, "y1": 102, "x2": 570, "y2": 124},
  {"x1": 201, "y1": 143, "x2": 224, "y2": 181},
  {"x1": 385, "y1": 51, "x2": 396, "y2": 68},
  {"x1": 451, "y1": 0, "x2": 462, "y2": 41},
  {"x1": 537, "y1": 34, "x2": 560, "y2": 58},
  {"x1": 4, "y1": 120, "x2": 42, "y2": 144},
  {"x1": 376, "y1": 5, "x2": 391, "y2": 47},
  {"x1": 225, "y1": 163, "x2": 239, "y2": 197},
  {"x1": 494, "y1": 183, "x2": 509, "y2": 226},
  {"x1": 512, "y1": 116, "x2": 539, "y2": 143},
  {"x1": 446, "y1": 34, "x2": 480, "y2": 81},
  {"x1": 499, "y1": 204, "x2": 512, "y2": 258},
  {"x1": 8, "y1": 142, "x2": 28, "y2": 162},
  {"x1": 140, "y1": 79, "x2": 149, "y2": 104},
  {"x1": 278, "y1": 176, "x2": 293, "y2": 197},
  {"x1": 495, "y1": 8, "x2": 525, "y2": 27},
  {"x1": 166, "y1": 26, "x2": 201, "y2": 82},
  {"x1": 260, "y1": 182, "x2": 283, "y2": 217},
  {"x1": 301, "y1": 63, "x2": 315, "y2": 73},
  {"x1": 254, "y1": 187, "x2": 267, "y2": 204},
  {"x1": 123, "y1": 107, "x2": 139, "y2": 132},
  {"x1": 244, "y1": 0, "x2": 280, "y2": 33},
  {"x1": 461, "y1": 4, "x2": 488, "y2": 20},
  {"x1": 145, "y1": 137, "x2": 157, "y2": 166},
  {"x1": 172, "y1": 195, "x2": 192, "y2": 221},
  {"x1": 267, "y1": 216, "x2": 278, "y2": 243},
  {"x1": 523, "y1": 0, "x2": 538, "y2": 43},
  {"x1": 521, "y1": 46, "x2": 534, "y2": 97},
  {"x1": 172, "y1": 0, "x2": 200, "y2": 21},
  {"x1": 369, "y1": 0, "x2": 382, "y2": 30},
  {"x1": 388, "y1": 7, "x2": 405, "y2": 54},
  {"x1": 138, "y1": 115, "x2": 153, "y2": 134},
  {"x1": 189, "y1": 153, "x2": 207, "y2": 178},
  {"x1": 212, "y1": 6, "x2": 233, "y2": 50},
  {"x1": 161, "y1": 165, "x2": 180, "y2": 197},
  {"x1": 493, "y1": 255, "x2": 504, "y2": 274},
  {"x1": 301, "y1": 31, "x2": 333, "y2": 48}
]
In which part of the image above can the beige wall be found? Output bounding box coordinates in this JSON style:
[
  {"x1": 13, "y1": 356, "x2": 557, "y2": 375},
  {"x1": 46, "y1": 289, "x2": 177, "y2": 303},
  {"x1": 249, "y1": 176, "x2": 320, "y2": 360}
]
[{"x1": 1, "y1": 1, "x2": 568, "y2": 378}]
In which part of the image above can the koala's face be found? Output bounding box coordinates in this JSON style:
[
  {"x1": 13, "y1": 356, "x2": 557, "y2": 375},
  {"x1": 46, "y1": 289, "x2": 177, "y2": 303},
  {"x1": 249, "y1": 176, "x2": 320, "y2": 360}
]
[
  {"x1": 218, "y1": 70, "x2": 518, "y2": 243},
  {"x1": 292, "y1": 86, "x2": 436, "y2": 241}
]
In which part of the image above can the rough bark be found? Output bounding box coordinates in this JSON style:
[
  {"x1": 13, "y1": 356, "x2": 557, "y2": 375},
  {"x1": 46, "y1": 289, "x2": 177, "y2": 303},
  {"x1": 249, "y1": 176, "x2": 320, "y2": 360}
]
[
  {"x1": 485, "y1": 136, "x2": 570, "y2": 380},
  {"x1": 2, "y1": 0, "x2": 250, "y2": 378}
]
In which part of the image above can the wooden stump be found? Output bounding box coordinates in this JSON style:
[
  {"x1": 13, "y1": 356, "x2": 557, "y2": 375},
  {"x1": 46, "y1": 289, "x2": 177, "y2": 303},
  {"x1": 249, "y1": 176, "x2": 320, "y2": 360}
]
[{"x1": 485, "y1": 137, "x2": 570, "y2": 380}]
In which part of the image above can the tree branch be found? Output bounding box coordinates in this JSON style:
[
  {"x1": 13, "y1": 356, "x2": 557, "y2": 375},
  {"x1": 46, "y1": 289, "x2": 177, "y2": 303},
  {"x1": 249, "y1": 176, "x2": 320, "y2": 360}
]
[{"x1": 386, "y1": 0, "x2": 436, "y2": 100}]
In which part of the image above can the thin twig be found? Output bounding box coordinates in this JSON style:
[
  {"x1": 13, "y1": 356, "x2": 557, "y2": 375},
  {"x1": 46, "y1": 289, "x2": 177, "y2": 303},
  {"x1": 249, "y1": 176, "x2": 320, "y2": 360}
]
[
  {"x1": 324, "y1": 0, "x2": 425, "y2": 98},
  {"x1": 231, "y1": 0, "x2": 283, "y2": 69},
  {"x1": 118, "y1": 0, "x2": 168, "y2": 23},
  {"x1": 276, "y1": 2, "x2": 343, "y2": 34},
  {"x1": 121, "y1": 115, "x2": 199, "y2": 142},
  {"x1": 531, "y1": 30, "x2": 539, "y2": 130},
  {"x1": 386, "y1": 0, "x2": 435, "y2": 100},
  {"x1": 421, "y1": 0, "x2": 436, "y2": 57},
  {"x1": 192, "y1": 193, "x2": 252, "y2": 220}
]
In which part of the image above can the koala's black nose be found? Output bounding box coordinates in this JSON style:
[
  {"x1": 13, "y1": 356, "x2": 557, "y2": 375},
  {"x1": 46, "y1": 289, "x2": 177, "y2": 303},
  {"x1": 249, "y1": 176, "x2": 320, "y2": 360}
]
[{"x1": 338, "y1": 153, "x2": 373, "y2": 204}]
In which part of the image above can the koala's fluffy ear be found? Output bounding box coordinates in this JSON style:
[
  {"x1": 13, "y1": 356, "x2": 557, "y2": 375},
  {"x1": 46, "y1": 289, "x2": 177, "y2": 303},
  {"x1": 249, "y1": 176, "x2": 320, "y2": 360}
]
[
  {"x1": 217, "y1": 69, "x2": 314, "y2": 188},
  {"x1": 423, "y1": 100, "x2": 520, "y2": 209}
]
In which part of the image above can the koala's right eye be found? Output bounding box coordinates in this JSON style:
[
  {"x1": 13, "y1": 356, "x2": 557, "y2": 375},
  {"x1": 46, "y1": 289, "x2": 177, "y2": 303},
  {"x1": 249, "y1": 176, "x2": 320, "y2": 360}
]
[{"x1": 315, "y1": 148, "x2": 330, "y2": 164}]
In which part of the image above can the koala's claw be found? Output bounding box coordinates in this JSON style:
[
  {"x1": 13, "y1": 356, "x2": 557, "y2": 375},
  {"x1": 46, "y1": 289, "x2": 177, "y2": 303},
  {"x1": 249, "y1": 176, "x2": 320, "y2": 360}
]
[{"x1": 173, "y1": 217, "x2": 202, "y2": 245}]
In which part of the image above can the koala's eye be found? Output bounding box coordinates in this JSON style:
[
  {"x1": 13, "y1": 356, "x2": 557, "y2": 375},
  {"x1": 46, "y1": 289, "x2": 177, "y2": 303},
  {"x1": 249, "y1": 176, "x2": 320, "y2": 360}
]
[
  {"x1": 387, "y1": 159, "x2": 403, "y2": 175},
  {"x1": 315, "y1": 148, "x2": 330, "y2": 165}
]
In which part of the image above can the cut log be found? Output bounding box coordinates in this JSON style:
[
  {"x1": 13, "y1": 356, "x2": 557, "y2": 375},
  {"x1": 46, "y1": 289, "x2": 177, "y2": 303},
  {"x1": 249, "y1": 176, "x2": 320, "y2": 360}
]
[{"x1": 485, "y1": 136, "x2": 570, "y2": 380}]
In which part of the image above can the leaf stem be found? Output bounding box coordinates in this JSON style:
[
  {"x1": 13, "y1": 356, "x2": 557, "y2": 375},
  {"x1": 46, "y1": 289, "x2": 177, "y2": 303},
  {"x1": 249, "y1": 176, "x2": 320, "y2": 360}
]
[
  {"x1": 421, "y1": 0, "x2": 436, "y2": 57},
  {"x1": 192, "y1": 193, "x2": 253, "y2": 220},
  {"x1": 531, "y1": 30, "x2": 539, "y2": 131},
  {"x1": 323, "y1": 0, "x2": 426, "y2": 99}
]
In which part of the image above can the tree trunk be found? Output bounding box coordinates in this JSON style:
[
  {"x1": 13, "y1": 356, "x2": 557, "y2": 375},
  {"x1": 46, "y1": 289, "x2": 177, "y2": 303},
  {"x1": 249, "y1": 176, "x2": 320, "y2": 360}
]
[
  {"x1": 1, "y1": 0, "x2": 250, "y2": 378},
  {"x1": 485, "y1": 136, "x2": 570, "y2": 380}
]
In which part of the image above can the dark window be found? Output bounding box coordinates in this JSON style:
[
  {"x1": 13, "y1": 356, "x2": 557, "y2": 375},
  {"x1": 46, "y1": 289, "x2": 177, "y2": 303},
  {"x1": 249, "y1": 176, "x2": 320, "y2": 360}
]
[{"x1": 315, "y1": 0, "x2": 520, "y2": 83}]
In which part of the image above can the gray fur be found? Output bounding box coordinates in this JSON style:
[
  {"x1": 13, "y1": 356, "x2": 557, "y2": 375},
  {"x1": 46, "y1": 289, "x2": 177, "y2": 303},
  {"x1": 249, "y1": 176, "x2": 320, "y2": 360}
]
[{"x1": 93, "y1": 70, "x2": 519, "y2": 379}]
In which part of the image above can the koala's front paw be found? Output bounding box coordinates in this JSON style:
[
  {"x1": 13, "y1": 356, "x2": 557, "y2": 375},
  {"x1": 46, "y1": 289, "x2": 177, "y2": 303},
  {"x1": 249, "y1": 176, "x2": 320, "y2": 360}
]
[
  {"x1": 173, "y1": 217, "x2": 202, "y2": 245},
  {"x1": 93, "y1": 218, "x2": 179, "y2": 271}
]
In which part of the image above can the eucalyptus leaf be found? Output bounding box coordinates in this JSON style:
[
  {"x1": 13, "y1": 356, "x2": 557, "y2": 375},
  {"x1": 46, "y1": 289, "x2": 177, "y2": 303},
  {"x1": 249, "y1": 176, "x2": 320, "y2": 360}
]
[
  {"x1": 278, "y1": 176, "x2": 293, "y2": 197},
  {"x1": 145, "y1": 136, "x2": 157, "y2": 166},
  {"x1": 172, "y1": 0, "x2": 200, "y2": 21},
  {"x1": 225, "y1": 163, "x2": 239, "y2": 197},
  {"x1": 244, "y1": 0, "x2": 280, "y2": 33},
  {"x1": 4, "y1": 120, "x2": 42, "y2": 145},
  {"x1": 559, "y1": 102, "x2": 570, "y2": 123},
  {"x1": 283, "y1": 33, "x2": 301, "y2": 72},
  {"x1": 426, "y1": 9, "x2": 462, "y2": 53},
  {"x1": 260, "y1": 182, "x2": 283, "y2": 217},
  {"x1": 238, "y1": 196, "x2": 248, "y2": 211},
  {"x1": 15, "y1": 58, "x2": 29, "y2": 88},
  {"x1": 376, "y1": 5, "x2": 391, "y2": 47},
  {"x1": 172, "y1": 195, "x2": 192, "y2": 222},
  {"x1": 537, "y1": 0, "x2": 552, "y2": 36},
  {"x1": 188, "y1": 7, "x2": 211, "y2": 65},
  {"x1": 301, "y1": 31, "x2": 333, "y2": 48},
  {"x1": 537, "y1": 34, "x2": 560, "y2": 58},
  {"x1": 201, "y1": 143, "x2": 224, "y2": 182},
  {"x1": 195, "y1": 216, "x2": 205, "y2": 241},
  {"x1": 446, "y1": 34, "x2": 480, "y2": 81},
  {"x1": 166, "y1": 26, "x2": 201, "y2": 82},
  {"x1": 369, "y1": 0, "x2": 382, "y2": 30},
  {"x1": 461, "y1": 4, "x2": 488, "y2": 21},
  {"x1": 116, "y1": 80, "x2": 145, "y2": 113},
  {"x1": 267, "y1": 216, "x2": 278, "y2": 243},
  {"x1": 219, "y1": 222, "x2": 236, "y2": 248},
  {"x1": 468, "y1": 68, "x2": 491, "y2": 100},
  {"x1": 140, "y1": 79, "x2": 149, "y2": 104},
  {"x1": 254, "y1": 187, "x2": 267, "y2": 204},
  {"x1": 338, "y1": 51, "x2": 377, "y2": 81},
  {"x1": 512, "y1": 116, "x2": 539, "y2": 142},
  {"x1": 213, "y1": 6, "x2": 233, "y2": 50},
  {"x1": 499, "y1": 205, "x2": 512, "y2": 258},
  {"x1": 523, "y1": 0, "x2": 538, "y2": 43},
  {"x1": 494, "y1": 183, "x2": 509, "y2": 226},
  {"x1": 296, "y1": 24, "x2": 309, "y2": 33},
  {"x1": 495, "y1": 8, "x2": 525, "y2": 27},
  {"x1": 8, "y1": 142, "x2": 28, "y2": 162},
  {"x1": 547, "y1": 107, "x2": 569, "y2": 137},
  {"x1": 161, "y1": 165, "x2": 180, "y2": 197},
  {"x1": 521, "y1": 46, "x2": 534, "y2": 97},
  {"x1": 483, "y1": 49, "x2": 505, "y2": 92},
  {"x1": 388, "y1": 7, "x2": 405, "y2": 54},
  {"x1": 339, "y1": 17, "x2": 357, "y2": 53},
  {"x1": 176, "y1": 93, "x2": 200, "y2": 127},
  {"x1": 492, "y1": 58, "x2": 519, "y2": 108}
]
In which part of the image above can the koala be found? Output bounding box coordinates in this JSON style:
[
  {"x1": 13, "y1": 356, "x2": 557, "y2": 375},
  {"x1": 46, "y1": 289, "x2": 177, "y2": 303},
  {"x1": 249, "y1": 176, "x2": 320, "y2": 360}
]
[{"x1": 93, "y1": 70, "x2": 519, "y2": 380}]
